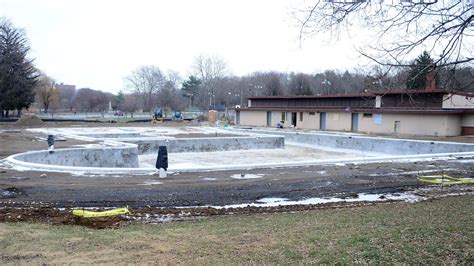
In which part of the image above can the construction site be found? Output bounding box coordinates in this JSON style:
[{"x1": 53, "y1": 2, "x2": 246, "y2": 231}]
[
  {"x1": 1, "y1": 0, "x2": 473, "y2": 262},
  {"x1": 0, "y1": 115, "x2": 473, "y2": 219},
  {"x1": 0, "y1": 115, "x2": 473, "y2": 263}
]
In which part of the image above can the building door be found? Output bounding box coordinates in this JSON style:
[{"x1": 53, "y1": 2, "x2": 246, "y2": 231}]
[
  {"x1": 236, "y1": 111, "x2": 240, "y2": 125},
  {"x1": 266, "y1": 111, "x2": 272, "y2": 127},
  {"x1": 351, "y1": 113, "x2": 359, "y2": 132},
  {"x1": 320, "y1": 112, "x2": 326, "y2": 130},
  {"x1": 291, "y1": 112, "x2": 297, "y2": 127},
  {"x1": 394, "y1": 121, "x2": 401, "y2": 134}
]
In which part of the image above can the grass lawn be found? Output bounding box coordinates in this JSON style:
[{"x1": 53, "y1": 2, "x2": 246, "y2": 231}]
[{"x1": 1, "y1": 195, "x2": 473, "y2": 264}]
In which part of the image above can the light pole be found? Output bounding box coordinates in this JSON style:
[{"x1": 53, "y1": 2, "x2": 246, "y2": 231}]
[
  {"x1": 240, "y1": 87, "x2": 243, "y2": 107},
  {"x1": 322, "y1": 79, "x2": 331, "y2": 94},
  {"x1": 226, "y1": 92, "x2": 232, "y2": 117}
]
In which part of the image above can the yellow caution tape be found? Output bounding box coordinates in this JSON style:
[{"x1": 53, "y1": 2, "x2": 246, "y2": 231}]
[
  {"x1": 417, "y1": 175, "x2": 474, "y2": 185},
  {"x1": 72, "y1": 207, "x2": 130, "y2": 218}
]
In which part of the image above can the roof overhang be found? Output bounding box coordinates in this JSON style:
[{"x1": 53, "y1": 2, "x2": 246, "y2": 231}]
[{"x1": 238, "y1": 107, "x2": 474, "y2": 114}]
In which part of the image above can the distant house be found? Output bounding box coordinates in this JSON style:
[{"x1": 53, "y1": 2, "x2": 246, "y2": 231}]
[{"x1": 235, "y1": 89, "x2": 474, "y2": 136}]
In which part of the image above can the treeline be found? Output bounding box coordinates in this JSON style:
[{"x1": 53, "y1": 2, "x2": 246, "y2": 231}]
[
  {"x1": 121, "y1": 61, "x2": 474, "y2": 113},
  {"x1": 2, "y1": 17, "x2": 473, "y2": 117},
  {"x1": 23, "y1": 61, "x2": 474, "y2": 115},
  {"x1": 35, "y1": 74, "x2": 114, "y2": 114},
  {"x1": 35, "y1": 61, "x2": 474, "y2": 116}
]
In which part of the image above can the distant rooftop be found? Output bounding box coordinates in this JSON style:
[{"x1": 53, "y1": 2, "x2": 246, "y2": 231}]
[{"x1": 247, "y1": 89, "x2": 474, "y2": 100}]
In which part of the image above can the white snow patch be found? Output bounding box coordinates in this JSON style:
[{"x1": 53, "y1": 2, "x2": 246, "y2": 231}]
[
  {"x1": 256, "y1": 197, "x2": 288, "y2": 204},
  {"x1": 368, "y1": 168, "x2": 458, "y2": 177},
  {"x1": 231, "y1": 173, "x2": 263, "y2": 179},
  {"x1": 458, "y1": 159, "x2": 474, "y2": 163},
  {"x1": 434, "y1": 178, "x2": 453, "y2": 182},
  {"x1": 8, "y1": 176, "x2": 28, "y2": 180},
  {"x1": 138, "y1": 180, "x2": 162, "y2": 186},
  {"x1": 210, "y1": 193, "x2": 423, "y2": 209}
]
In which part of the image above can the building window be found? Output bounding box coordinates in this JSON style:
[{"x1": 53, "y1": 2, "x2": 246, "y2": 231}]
[
  {"x1": 299, "y1": 112, "x2": 303, "y2": 122},
  {"x1": 363, "y1": 113, "x2": 373, "y2": 118},
  {"x1": 373, "y1": 114, "x2": 383, "y2": 125},
  {"x1": 281, "y1": 112, "x2": 285, "y2": 121},
  {"x1": 309, "y1": 112, "x2": 315, "y2": 115}
]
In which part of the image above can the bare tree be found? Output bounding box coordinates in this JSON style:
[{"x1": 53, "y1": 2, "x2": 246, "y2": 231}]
[
  {"x1": 124, "y1": 65, "x2": 165, "y2": 111},
  {"x1": 265, "y1": 72, "x2": 285, "y2": 96},
  {"x1": 289, "y1": 73, "x2": 312, "y2": 95},
  {"x1": 164, "y1": 70, "x2": 182, "y2": 90},
  {"x1": 438, "y1": 66, "x2": 474, "y2": 91},
  {"x1": 35, "y1": 74, "x2": 59, "y2": 113},
  {"x1": 56, "y1": 83, "x2": 76, "y2": 111},
  {"x1": 156, "y1": 88, "x2": 186, "y2": 113},
  {"x1": 73, "y1": 88, "x2": 95, "y2": 112},
  {"x1": 192, "y1": 54, "x2": 228, "y2": 108},
  {"x1": 120, "y1": 93, "x2": 141, "y2": 118},
  {"x1": 244, "y1": 72, "x2": 286, "y2": 97},
  {"x1": 72, "y1": 88, "x2": 109, "y2": 113},
  {"x1": 296, "y1": 0, "x2": 473, "y2": 68},
  {"x1": 213, "y1": 76, "x2": 242, "y2": 107},
  {"x1": 93, "y1": 91, "x2": 112, "y2": 117}
]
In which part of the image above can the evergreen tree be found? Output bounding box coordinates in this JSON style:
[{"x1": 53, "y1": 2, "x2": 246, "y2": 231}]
[
  {"x1": 0, "y1": 18, "x2": 38, "y2": 117},
  {"x1": 113, "y1": 90, "x2": 125, "y2": 110},
  {"x1": 181, "y1": 75, "x2": 201, "y2": 108},
  {"x1": 406, "y1": 51, "x2": 436, "y2": 90}
]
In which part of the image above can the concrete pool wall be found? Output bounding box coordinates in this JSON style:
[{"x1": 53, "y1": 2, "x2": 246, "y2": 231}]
[
  {"x1": 234, "y1": 129, "x2": 474, "y2": 154},
  {"x1": 8, "y1": 142, "x2": 140, "y2": 168},
  {"x1": 6, "y1": 134, "x2": 285, "y2": 170},
  {"x1": 124, "y1": 135, "x2": 284, "y2": 154}
]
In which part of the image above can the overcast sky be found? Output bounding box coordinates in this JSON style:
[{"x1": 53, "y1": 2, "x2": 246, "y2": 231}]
[{"x1": 0, "y1": 0, "x2": 372, "y2": 93}]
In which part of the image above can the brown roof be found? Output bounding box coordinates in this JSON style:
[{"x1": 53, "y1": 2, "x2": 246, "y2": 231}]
[
  {"x1": 247, "y1": 89, "x2": 474, "y2": 100},
  {"x1": 237, "y1": 106, "x2": 474, "y2": 114},
  {"x1": 247, "y1": 93, "x2": 375, "y2": 100},
  {"x1": 371, "y1": 89, "x2": 448, "y2": 95}
]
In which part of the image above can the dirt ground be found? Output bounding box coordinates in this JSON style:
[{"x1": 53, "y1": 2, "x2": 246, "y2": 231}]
[{"x1": 1, "y1": 121, "x2": 473, "y2": 228}]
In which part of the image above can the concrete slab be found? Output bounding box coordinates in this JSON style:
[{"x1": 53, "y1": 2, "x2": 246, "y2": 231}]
[{"x1": 139, "y1": 144, "x2": 374, "y2": 170}]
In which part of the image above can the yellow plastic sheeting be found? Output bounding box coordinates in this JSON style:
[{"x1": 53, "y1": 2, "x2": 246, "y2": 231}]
[
  {"x1": 72, "y1": 207, "x2": 130, "y2": 218},
  {"x1": 417, "y1": 175, "x2": 474, "y2": 185}
]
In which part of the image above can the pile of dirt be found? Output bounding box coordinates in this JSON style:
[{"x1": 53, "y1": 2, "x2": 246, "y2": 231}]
[
  {"x1": 0, "y1": 207, "x2": 128, "y2": 229},
  {"x1": 15, "y1": 115, "x2": 44, "y2": 126}
]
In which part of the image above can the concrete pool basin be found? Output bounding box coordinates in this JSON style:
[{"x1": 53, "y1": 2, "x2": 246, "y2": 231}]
[
  {"x1": 5, "y1": 127, "x2": 286, "y2": 173},
  {"x1": 4, "y1": 126, "x2": 474, "y2": 174}
]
